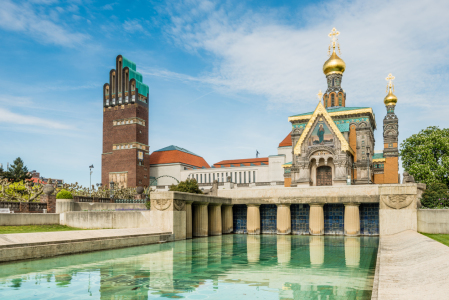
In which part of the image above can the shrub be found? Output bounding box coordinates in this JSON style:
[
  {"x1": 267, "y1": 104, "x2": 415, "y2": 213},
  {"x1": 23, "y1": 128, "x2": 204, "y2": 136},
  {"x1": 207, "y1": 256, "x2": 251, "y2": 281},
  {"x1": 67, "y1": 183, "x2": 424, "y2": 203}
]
[
  {"x1": 421, "y1": 182, "x2": 449, "y2": 208},
  {"x1": 56, "y1": 189, "x2": 73, "y2": 199},
  {"x1": 169, "y1": 178, "x2": 203, "y2": 194}
]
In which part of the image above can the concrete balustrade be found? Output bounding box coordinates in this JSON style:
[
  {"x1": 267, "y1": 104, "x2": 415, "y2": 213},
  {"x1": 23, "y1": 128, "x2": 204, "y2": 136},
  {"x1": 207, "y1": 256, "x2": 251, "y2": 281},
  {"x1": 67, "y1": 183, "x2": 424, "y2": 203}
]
[
  {"x1": 277, "y1": 204, "x2": 291, "y2": 235},
  {"x1": 221, "y1": 205, "x2": 233, "y2": 234},
  {"x1": 247, "y1": 204, "x2": 261, "y2": 235},
  {"x1": 344, "y1": 203, "x2": 360, "y2": 236},
  {"x1": 185, "y1": 201, "x2": 193, "y2": 239},
  {"x1": 193, "y1": 203, "x2": 209, "y2": 237},
  {"x1": 309, "y1": 204, "x2": 325, "y2": 235},
  {"x1": 208, "y1": 204, "x2": 222, "y2": 236}
]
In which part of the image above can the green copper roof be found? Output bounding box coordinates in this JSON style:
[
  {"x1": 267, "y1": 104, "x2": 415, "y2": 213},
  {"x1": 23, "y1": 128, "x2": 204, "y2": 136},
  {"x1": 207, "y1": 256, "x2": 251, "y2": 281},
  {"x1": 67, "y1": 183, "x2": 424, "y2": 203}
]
[
  {"x1": 122, "y1": 56, "x2": 149, "y2": 96},
  {"x1": 290, "y1": 107, "x2": 371, "y2": 118},
  {"x1": 372, "y1": 153, "x2": 384, "y2": 159},
  {"x1": 154, "y1": 145, "x2": 201, "y2": 157},
  {"x1": 336, "y1": 123, "x2": 350, "y2": 132}
]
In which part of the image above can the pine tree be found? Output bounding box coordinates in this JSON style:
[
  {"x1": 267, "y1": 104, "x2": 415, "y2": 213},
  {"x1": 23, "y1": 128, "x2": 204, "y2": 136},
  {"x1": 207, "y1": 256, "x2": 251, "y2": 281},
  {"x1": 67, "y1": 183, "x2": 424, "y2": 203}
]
[{"x1": 4, "y1": 157, "x2": 32, "y2": 183}]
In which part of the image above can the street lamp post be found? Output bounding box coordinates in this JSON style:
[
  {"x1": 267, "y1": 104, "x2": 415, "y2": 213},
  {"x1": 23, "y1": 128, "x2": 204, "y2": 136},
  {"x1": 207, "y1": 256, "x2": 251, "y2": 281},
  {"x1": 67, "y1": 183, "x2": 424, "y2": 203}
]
[{"x1": 89, "y1": 165, "x2": 94, "y2": 190}]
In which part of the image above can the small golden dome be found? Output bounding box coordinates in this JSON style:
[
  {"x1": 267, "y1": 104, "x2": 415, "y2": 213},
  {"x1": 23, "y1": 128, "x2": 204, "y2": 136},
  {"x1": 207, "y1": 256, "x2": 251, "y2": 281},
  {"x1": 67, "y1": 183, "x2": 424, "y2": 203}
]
[
  {"x1": 323, "y1": 50, "x2": 346, "y2": 75},
  {"x1": 384, "y1": 88, "x2": 398, "y2": 105}
]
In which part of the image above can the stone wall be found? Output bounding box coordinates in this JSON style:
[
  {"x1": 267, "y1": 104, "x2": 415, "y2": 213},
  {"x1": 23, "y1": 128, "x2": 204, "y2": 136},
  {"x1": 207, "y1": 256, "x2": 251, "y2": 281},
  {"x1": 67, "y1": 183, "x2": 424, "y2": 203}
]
[
  {"x1": 418, "y1": 209, "x2": 449, "y2": 234},
  {"x1": 0, "y1": 213, "x2": 59, "y2": 226}
]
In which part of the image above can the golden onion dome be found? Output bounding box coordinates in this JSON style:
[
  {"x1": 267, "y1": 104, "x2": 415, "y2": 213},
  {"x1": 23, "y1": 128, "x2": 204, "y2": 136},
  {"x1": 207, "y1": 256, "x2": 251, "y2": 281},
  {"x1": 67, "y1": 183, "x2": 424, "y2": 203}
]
[
  {"x1": 323, "y1": 50, "x2": 346, "y2": 75},
  {"x1": 384, "y1": 87, "x2": 398, "y2": 105}
]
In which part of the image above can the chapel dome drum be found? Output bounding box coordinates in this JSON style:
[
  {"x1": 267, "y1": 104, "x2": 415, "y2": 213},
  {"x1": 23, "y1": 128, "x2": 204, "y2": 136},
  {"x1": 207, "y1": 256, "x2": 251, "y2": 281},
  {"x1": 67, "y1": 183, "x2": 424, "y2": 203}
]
[{"x1": 323, "y1": 51, "x2": 346, "y2": 75}]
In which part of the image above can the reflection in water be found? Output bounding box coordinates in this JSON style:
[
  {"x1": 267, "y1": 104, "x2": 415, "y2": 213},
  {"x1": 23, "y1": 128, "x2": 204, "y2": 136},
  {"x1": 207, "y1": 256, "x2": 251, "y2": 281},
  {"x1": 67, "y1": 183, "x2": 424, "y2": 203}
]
[
  {"x1": 309, "y1": 235, "x2": 325, "y2": 266},
  {"x1": 0, "y1": 235, "x2": 378, "y2": 300}
]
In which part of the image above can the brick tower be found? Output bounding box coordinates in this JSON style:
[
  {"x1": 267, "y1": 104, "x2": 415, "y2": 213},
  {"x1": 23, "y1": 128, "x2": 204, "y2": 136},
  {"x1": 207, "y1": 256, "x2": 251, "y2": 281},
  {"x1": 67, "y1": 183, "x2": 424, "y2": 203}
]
[
  {"x1": 101, "y1": 55, "x2": 150, "y2": 188},
  {"x1": 382, "y1": 73, "x2": 399, "y2": 183}
]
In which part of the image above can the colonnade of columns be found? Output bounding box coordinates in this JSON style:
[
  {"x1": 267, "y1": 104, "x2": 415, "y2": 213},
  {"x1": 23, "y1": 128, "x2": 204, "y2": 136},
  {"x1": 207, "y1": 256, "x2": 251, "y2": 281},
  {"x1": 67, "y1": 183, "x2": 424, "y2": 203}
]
[{"x1": 185, "y1": 202, "x2": 362, "y2": 238}]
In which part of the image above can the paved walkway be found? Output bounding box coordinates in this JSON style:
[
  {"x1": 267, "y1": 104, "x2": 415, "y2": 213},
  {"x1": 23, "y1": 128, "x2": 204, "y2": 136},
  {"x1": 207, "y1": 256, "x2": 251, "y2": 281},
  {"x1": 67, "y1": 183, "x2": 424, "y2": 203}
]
[
  {"x1": 374, "y1": 230, "x2": 449, "y2": 300},
  {"x1": 0, "y1": 228, "x2": 168, "y2": 248}
]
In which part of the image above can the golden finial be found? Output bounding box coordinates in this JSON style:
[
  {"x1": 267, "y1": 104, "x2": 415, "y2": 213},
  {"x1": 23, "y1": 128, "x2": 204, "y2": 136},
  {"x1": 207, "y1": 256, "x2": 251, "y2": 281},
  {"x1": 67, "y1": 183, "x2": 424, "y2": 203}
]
[
  {"x1": 328, "y1": 27, "x2": 341, "y2": 56},
  {"x1": 385, "y1": 73, "x2": 395, "y2": 93},
  {"x1": 384, "y1": 73, "x2": 398, "y2": 106},
  {"x1": 317, "y1": 90, "x2": 323, "y2": 103}
]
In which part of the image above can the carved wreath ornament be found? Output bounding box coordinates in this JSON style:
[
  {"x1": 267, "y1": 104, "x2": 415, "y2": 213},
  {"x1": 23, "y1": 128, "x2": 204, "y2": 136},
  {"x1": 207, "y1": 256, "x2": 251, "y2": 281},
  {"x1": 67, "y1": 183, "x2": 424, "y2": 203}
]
[
  {"x1": 173, "y1": 200, "x2": 185, "y2": 211},
  {"x1": 381, "y1": 195, "x2": 414, "y2": 209},
  {"x1": 153, "y1": 199, "x2": 171, "y2": 211}
]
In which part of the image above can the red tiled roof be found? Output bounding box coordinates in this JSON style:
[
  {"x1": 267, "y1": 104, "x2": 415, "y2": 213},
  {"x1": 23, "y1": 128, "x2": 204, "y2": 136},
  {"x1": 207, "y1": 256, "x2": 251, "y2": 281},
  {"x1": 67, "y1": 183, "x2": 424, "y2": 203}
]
[
  {"x1": 149, "y1": 150, "x2": 210, "y2": 168},
  {"x1": 279, "y1": 132, "x2": 292, "y2": 147},
  {"x1": 213, "y1": 157, "x2": 269, "y2": 167}
]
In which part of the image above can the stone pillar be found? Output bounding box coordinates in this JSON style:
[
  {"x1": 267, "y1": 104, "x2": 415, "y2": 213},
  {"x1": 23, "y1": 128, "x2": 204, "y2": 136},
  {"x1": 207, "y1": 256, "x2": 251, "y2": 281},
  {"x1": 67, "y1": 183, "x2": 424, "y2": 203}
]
[
  {"x1": 344, "y1": 237, "x2": 360, "y2": 267},
  {"x1": 309, "y1": 236, "x2": 325, "y2": 266},
  {"x1": 277, "y1": 235, "x2": 291, "y2": 264},
  {"x1": 344, "y1": 203, "x2": 360, "y2": 236},
  {"x1": 221, "y1": 205, "x2": 233, "y2": 234},
  {"x1": 193, "y1": 203, "x2": 208, "y2": 237},
  {"x1": 41, "y1": 194, "x2": 56, "y2": 213},
  {"x1": 247, "y1": 235, "x2": 260, "y2": 263},
  {"x1": 185, "y1": 201, "x2": 193, "y2": 239},
  {"x1": 208, "y1": 204, "x2": 222, "y2": 236},
  {"x1": 277, "y1": 204, "x2": 291, "y2": 234},
  {"x1": 309, "y1": 203, "x2": 324, "y2": 235},
  {"x1": 247, "y1": 204, "x2": 261, "y2": 235}
]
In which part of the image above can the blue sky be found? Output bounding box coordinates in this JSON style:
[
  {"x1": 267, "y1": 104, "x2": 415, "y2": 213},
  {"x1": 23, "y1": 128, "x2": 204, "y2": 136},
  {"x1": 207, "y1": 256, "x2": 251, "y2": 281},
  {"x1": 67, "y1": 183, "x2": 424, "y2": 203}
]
[{"x1": 1, "y1": 0, "x2": 448, "y2": 187}]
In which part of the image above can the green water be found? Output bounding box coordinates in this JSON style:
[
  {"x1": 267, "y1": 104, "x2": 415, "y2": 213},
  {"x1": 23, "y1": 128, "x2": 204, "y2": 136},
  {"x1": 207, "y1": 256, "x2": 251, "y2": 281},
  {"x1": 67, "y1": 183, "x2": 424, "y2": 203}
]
[{"x1": 0, "y1": 235, "x2": 378, "y2": 299}]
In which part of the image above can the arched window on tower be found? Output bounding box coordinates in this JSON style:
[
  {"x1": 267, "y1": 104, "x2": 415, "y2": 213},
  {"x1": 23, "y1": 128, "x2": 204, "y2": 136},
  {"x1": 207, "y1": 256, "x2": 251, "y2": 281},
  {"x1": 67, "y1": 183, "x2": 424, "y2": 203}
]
[
  {"x1": 332, "y1": 78, "x2": 335, "y2": 86},
  {"x1": 331, "y1": 94, "x2": 335, "y2": 106},
  {"x1": 338, "y1": 93, "x2": 343, "y2": 106},
  {"x1": 324, "y1": 95, "x2": 328, "y2": 107}
]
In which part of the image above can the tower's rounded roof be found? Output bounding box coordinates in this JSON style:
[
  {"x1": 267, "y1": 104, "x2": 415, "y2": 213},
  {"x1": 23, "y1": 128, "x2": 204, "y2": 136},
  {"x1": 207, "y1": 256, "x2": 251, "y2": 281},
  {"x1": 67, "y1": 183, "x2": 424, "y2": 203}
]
[
  {"x1": 323, "y1": 50, "x2": 346, "y2": 75},
  {"x1": 384, "y1": 88, "x2": 398, "y2": 106}
]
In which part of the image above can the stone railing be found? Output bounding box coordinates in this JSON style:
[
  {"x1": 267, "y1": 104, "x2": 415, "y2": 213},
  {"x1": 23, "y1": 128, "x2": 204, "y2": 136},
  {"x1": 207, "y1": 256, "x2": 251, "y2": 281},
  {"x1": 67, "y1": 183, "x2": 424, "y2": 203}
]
[
  {"x1": 275, "y1": 181, "x2": 285, "y2": 185},
  {"x1": 255, "y1": 182, "x2": 271, "y2": 186},
  {"x1": 0, "y1": 201, "x2": 47, "y2": 213},
  {"x1": 237, "y1": 183, "x2": 249, "y2": 187}
]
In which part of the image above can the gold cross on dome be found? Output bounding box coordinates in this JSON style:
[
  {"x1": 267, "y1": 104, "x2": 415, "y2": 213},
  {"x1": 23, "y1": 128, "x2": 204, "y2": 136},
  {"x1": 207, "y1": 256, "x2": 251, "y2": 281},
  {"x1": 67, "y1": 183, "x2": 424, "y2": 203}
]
[
  {"x1": 317, "y1": 90, "x2": 323, "y2": 103},
  {"x1": 328, "y1": 27, "x2": 340, "y2": 44},
  {"x1": 386, "y1": 73, "x2": 395, "y2": 86}
]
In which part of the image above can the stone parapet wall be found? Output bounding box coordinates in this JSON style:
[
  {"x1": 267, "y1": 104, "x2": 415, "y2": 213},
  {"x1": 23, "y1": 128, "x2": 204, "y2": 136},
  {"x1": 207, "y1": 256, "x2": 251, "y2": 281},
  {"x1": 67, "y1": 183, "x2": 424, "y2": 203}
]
[
  {"x1": 0, "y1": 213, "x2": 59, "y2": 226},
  {"x1": 418, "y1": 209, "x2": 449, "y2": 234}
]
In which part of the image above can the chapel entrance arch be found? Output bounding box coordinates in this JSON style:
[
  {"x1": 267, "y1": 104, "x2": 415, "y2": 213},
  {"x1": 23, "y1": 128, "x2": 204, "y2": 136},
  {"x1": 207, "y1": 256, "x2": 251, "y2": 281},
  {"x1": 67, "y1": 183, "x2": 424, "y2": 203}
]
[{"x1": 316, "y1": 166, "x2": 332, "y2": 186}]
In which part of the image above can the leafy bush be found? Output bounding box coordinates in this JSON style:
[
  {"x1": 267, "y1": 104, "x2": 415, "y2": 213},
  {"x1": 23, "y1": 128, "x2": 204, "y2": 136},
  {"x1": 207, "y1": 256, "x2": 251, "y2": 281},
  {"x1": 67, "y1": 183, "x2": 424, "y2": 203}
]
[
  {"x1": 421, "y1": 182, "x2": 449, "y2": 208},
  {"x1": 169, "y1": 178, "x2": 203, "y2": 194},
  {"x1": 56, "y1": 189, "x2": 73, "y2": 199}
]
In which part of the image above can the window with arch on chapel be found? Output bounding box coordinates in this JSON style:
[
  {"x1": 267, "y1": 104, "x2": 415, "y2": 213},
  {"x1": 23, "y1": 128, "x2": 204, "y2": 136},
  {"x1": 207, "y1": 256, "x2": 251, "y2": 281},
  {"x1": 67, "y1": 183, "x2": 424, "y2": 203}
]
[
  {"x1": 338, "y1": 94, "x2": 343, "y2": 106},
  {"x1": 331, "y1": 94, "x2": 335, "y2": 106}
]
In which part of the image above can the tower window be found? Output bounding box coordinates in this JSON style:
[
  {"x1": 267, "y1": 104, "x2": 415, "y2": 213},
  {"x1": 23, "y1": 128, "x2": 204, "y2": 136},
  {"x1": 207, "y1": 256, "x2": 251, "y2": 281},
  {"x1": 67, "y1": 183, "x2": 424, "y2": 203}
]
[
  {"x1": 331, "y1": 94, "x2": 335, "y2": 106},
  {"x1": 332, "y1": 78, "x2": 335, "y2": 86},
  {"x1": 338, "y1": 94, "x2": 343, "y2": 106}
]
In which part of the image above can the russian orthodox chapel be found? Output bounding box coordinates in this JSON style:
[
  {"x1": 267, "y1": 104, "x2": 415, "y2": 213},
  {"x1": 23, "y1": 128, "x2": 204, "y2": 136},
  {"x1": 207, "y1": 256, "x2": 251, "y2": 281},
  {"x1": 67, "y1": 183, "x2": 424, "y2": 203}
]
[{"x1": 283, "y1": 28, "x2": 399, "y2": 187}]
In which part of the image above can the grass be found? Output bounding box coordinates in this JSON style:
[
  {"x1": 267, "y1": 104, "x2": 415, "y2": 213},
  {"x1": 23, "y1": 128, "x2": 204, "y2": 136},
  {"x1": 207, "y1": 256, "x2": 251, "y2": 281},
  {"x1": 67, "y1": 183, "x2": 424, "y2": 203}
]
[
  {"x1": 421, "y1": 232, "x2": 449, "y2": 247},
  {"x1": 0, "y1": 225, "x2": 87, "y2": 234}
]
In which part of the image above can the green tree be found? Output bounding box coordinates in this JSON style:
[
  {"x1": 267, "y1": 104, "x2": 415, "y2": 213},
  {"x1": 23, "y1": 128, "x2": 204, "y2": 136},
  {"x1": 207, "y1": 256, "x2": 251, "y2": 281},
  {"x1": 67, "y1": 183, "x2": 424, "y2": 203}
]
[
  {"x1": 169, "y1": 178, "x2": 203, "y2": 194},
  {"x1": 4, "y1": 157, "x2": 32, "y2": 183},
  {"x1": 0, "y1": 165, "x2": 4, "y2": 178},
  {"x1": 420, "y1": 182, "x2": 449, "y2": 208},
  {"x1": 400, "y1": 126, "x2": 449, "y2": 186}
]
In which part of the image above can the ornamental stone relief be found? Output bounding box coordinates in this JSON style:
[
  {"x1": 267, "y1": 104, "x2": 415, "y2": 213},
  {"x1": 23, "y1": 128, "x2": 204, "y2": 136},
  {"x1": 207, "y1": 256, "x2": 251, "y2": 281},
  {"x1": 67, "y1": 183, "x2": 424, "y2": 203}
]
[
  {"x1": 152, "y1": 199, "x2": 172, "y2": 211},
  {"x1": 173, "y1": 200, "x2": 185, "y2": 211},
  {"x1": 381, "y1": 195, "x2": 414, "y2": 209}
]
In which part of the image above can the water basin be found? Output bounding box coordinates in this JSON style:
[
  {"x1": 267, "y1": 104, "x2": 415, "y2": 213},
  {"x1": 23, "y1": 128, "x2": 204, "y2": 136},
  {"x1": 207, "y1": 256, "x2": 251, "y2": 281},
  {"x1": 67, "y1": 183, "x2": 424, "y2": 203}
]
[{"x1": 0, "y1": 235, "x2": 378, "y2": 299}]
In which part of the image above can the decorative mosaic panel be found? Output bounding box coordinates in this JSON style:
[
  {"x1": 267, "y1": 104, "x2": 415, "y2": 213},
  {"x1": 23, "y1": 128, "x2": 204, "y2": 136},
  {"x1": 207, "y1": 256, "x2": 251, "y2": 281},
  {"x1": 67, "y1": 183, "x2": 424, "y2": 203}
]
[
  {"x1": 291, "y1": 204, "x2": 309, "y2": 235},
  {"x1": 324, "y1": 204, "x2": 344, "y2": 235},
  {"x1": 260, "y1": 204, "x2": 277, "y2": 234},
  {"x1": 233, "y1": 204, "x2": 247, "y2": 234},
  {"x1": 360, "y1": 203, "x2": 379, "y2": 235}
]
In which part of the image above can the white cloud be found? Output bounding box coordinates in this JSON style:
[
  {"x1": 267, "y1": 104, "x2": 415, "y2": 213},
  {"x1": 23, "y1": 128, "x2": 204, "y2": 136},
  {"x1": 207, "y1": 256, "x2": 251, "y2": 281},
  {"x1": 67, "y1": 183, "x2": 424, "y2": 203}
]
[
  {"x1": 0, "y1": 108, "x2": 72, "y2": 130},
  {"x1": 0, "y1": 0, "x2": 88, "y2": 47},
  {"x1": 123, "y1": 19, "x2": 148, "y2": 35},
  {"x1": 156, "y1": 0, "x2": 449, "y2": 111}
]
